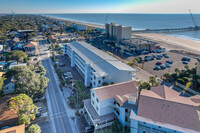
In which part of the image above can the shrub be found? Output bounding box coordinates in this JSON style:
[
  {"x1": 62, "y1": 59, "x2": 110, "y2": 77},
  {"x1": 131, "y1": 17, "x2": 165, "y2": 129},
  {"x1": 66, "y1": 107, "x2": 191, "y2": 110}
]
[
  {"x1": 177, "y1": 78, "x2": 185, "y2": 85},
  {"x1": 183, "y1": 77, "x2": 189, "y2": 83}
]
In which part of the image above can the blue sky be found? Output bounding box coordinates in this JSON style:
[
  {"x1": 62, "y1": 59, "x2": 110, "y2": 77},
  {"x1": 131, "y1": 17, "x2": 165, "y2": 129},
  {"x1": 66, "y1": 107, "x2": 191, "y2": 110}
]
[{"x1": 0, "y1": 0, "x2": 199, "y2": 13}]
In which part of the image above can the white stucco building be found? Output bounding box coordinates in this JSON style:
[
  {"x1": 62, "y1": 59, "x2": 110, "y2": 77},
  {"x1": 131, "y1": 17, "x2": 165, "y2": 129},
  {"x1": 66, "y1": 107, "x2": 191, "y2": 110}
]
[
  {"x1": 83, "y1": 80, "x2": 139, "y2": 131},
  {"x1": 64, "y1": 41, "x2": 136, "y2": 87}
]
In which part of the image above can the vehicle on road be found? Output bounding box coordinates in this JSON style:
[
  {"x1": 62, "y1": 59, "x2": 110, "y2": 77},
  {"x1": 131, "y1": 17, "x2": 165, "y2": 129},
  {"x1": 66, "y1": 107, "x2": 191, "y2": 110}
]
[{"x1": 37, "y1": 107, "x2": 42, "y2": 111}]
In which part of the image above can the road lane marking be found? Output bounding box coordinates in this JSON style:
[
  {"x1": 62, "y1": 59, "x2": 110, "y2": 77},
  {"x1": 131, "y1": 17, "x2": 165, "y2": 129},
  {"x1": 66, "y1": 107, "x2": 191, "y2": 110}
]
[{"x1": 45, "y1": 60, "x2": 67, "y2": 133}]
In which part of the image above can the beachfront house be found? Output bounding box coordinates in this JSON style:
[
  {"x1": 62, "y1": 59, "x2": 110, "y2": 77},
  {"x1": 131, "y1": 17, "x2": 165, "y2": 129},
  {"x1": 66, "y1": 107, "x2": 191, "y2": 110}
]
[
  {"x1": 84, "y1": 80, "x2": 139, "y2": 131},
  {"x1": 130, "y1": 85, "x2": 200, "y2": 133},
  {"x1": 24, "y1": 41, "x2": 37, "y2": 56}
]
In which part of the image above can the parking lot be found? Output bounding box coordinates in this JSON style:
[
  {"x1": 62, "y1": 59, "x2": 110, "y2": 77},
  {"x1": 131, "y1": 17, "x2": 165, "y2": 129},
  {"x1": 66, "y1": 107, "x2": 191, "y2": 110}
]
[
  {"x1": 126, "y1": 51, "x2": 197, "y2": 78},
  {"x1": 57, "y1": 55, "x2": 84, "y2": 83}
]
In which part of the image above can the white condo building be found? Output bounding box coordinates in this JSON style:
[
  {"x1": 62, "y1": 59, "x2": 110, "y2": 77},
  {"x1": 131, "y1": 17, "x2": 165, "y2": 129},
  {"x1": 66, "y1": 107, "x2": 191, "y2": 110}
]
[
  {"x1": 197, "y1": 58, "x2": 200, "y2": 76},
  {"x1": 64, "y1": 41, "x2": 136, "y2": 87}
]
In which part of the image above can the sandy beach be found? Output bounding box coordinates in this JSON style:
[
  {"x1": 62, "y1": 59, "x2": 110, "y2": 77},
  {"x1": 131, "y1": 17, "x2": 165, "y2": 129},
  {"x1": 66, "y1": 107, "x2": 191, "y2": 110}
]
[
  {"x1": 46, "y1": 16, "x2": 105, "y2": 29},
  {"x1": 134, "y1": 33, "x2": 200, "y2": 54}
]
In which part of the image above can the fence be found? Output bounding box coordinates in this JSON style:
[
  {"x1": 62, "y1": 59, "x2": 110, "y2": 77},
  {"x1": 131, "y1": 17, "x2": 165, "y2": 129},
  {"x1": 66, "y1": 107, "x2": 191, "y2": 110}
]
[{"x1": 175, "y1": 82, "x2": 200, "y2": 95}]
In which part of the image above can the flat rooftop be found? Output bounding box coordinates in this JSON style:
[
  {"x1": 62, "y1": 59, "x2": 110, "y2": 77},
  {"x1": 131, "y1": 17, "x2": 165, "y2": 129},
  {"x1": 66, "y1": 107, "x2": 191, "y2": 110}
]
[
  {"x1": 122, "y1": 38, "x2": 157, "y2": 46},
  {"x1": 67, "y1": 41, "x2": 135, "y2": 76}
]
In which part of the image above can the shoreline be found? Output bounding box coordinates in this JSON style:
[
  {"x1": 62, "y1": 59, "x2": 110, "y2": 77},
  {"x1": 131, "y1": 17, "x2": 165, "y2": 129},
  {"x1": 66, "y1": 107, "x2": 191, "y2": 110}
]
[
  {"x1": 134, "y1": 33, "x2": 200, "y2": 54},
  {"x1": 44, "y1": 15, "x2": 200, "y2": 55},
  {"x1": 44, "y1": 15, "x2": 105, "y2": 29}
]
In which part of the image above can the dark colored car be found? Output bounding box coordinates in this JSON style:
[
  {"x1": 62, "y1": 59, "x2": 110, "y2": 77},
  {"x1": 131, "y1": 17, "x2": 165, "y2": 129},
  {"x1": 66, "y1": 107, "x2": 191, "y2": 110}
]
[
  {"x1": 156, "y1": 62, "x2": 162, "y2": 65},
  {"x1": 182, "y1": 57, "x2": 191, "y2": 62},
  {"x1": 166, "y1": 60, "x2": 173, "y2": 64}
]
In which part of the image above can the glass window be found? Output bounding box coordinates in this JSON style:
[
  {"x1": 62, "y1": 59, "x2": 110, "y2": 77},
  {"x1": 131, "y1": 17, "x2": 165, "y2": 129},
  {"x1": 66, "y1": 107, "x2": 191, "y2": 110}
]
[
  {"x1": 96, "y1": 106, "x2": 99, "y2": 111},
  {"x1": 96, "y1": 98, "x2": 99, "y2": 103}
]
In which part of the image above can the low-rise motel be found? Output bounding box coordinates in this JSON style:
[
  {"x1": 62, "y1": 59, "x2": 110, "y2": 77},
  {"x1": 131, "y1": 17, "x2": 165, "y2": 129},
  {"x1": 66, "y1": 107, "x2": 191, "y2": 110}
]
[
  {"x1": 83, "y1": 81, "x2": 200, "y2": 133},
  {"x1": 63, "y1": 41, "x2": 136, "y2": 88}
]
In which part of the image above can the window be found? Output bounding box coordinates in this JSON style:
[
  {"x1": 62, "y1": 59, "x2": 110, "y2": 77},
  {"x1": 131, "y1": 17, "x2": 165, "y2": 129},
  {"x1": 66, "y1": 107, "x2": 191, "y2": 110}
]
[
  {"x1": 96, "y1": 98, "x2": 99, "y2": 103},
  {"x1": 94, "y1": 75, "x2": 96, "y2": 80},
  {"x1": 114, "y1": 101, "x2": 116, "y2": 104},
  {"x1": 98, "y1": 80, "x2": 101, "y2": 84},
  {"x1": 125, "y1": 116, "x2": 129, "y2": 122},
  {"x1": 125, "y1": 109, "x2": 128, "y2": 113},
  {"x1": 92, "y1": 93, "x2": 94, "y2": 97},
  {"x1": 92, "y1": 100, "x2": 94, "y2": 105},
  {"x1": 102, "y1": 76, "x2": 105, "y2": 80},
  {"x1": 93, "y1": 82, "x2": 96, "y2": 86},
  {"x1": 96, "y1": 106, "x2": 99, "y2": 111}
]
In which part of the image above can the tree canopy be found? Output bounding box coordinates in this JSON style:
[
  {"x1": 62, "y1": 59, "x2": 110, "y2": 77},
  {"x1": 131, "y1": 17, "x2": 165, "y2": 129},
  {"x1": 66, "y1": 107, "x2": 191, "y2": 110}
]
[
  {"x1": 28, "y1": 124, "x2": 41, "y2": 133},
  {"x1": 7, "y1": 94, "x2": 37, "y2": 125},
  {"x1": 6, "y1": 50, "x2": 28, "y2": 62},
  {"x1": 7, "y1": 65, "x2": 49, "y2": 98}
]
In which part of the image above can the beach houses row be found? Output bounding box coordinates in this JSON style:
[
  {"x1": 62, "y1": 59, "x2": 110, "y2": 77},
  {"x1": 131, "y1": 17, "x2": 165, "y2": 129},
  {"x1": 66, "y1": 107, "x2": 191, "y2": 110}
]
[
  {"x1": 63, "y1": 41, "x2": 136, "y2": 88},
  {"x1": 84, "y1": 81, "x2": 200, "y2": 133}
]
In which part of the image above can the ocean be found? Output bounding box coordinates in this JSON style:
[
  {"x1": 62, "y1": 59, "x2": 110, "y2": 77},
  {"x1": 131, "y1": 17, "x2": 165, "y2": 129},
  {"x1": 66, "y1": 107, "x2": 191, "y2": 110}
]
[{"x1": 45, "y1": 13, "x2": 200, "y2": 41}]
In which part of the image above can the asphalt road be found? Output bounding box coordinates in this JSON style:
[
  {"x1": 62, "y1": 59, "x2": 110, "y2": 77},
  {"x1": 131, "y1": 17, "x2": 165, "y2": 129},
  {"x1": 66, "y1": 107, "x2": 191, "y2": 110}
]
[{"x1": 37, "y1": 36, "x2": 75, "y2": 133}]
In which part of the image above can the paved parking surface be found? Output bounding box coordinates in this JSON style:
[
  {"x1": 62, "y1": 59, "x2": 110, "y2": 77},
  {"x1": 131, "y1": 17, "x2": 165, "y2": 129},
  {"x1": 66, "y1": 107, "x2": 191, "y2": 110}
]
[
  {"x1": 76, "y1": 116, "x2": 89, "y2": 133},
  {"x1": 126, "y1": 51, "x2": 196, "y2": 78},
  {"x1": 58, "y1": 55, "x2": 84, "y2": 83}
]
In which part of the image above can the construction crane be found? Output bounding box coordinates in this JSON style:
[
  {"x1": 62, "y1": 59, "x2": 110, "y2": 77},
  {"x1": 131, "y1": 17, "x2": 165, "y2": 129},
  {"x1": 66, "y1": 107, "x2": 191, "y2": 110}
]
[
  {"x1": 105, "y1": 14, "x2": 109, "y2": 24},
  {"x1": 189, "y1": 9, "x2": 199, "y2": 30}
]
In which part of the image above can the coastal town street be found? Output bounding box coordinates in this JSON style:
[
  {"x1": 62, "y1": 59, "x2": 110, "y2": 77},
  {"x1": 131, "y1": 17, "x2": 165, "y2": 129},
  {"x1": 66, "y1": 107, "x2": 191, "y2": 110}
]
[{"x1": 37, "y1": 35, "x2": 76, "y2": 133}]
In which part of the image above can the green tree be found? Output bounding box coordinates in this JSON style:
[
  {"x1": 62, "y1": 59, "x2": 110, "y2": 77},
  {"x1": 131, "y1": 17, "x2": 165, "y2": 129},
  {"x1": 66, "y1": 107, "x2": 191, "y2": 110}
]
[
  {"x1": 174, "y1": 68, "x2": 180, "y2": 74},
  {"x1": 9, "y1": 66, "x2": 49, "y2": 98},
  {"x1": 111, "y1": 120, "x2": 123, "y2": 133},
  {"x1": 28, "y1": 124, "x2": 41, "y2": 133},
  {"x1": 0, "y1": 77, "x2": 4, "y2": 96},
  {"x1": 6, "y1": 50, "x2": 28, "y2": 63},
  {"x1": 184, "y1": 65, "x2": 189, "y2": 70},
  {"x1": 141, "y1": 61, "x2": 145, "y2": 69},
  {"x1": 138, "y1": 81, "x2": 151, "y2": 90},
  {"x1": 149, "y1": 76, "x2": 159, "y2": 87},
  {"x1": 177, "y1": 78, "x2": 185, "y2": 85},
  {"x1": 132, "y1": 57, "x2": 140, "y2": 65},
  {"x1": 163, "y1": 73, "x2": 171, "y2": 80},
  {"x1": 7, "y1": 94, "x2": 37, "y2": 125}
]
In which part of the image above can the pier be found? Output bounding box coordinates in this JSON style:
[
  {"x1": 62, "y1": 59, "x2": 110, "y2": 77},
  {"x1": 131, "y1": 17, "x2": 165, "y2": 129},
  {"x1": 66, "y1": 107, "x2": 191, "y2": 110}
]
[{"x1": 132, "y1": 26, "x2": 200, "y2": 34}]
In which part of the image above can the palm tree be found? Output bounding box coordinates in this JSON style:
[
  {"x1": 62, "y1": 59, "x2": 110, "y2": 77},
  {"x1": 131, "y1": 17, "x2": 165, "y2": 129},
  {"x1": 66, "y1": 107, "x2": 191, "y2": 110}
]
[
  {"x1": 163, "y1": 73, "x2": 171, "y2": 80},
  {"x1": 141, "y1": 61, "x2": 145, "y2": 69},
  {"x1": 184, "y1": 65, "x2": 189, "y2": 70},
  {"x1": 175, "y1": 68, "x2": 180, "y2": 74},
  {"x1": 149, "y1": 76, "x2": 159, "y2": 87},
  {"x1": 132, "y1": 57, "x2": 140, "y2": 65}
]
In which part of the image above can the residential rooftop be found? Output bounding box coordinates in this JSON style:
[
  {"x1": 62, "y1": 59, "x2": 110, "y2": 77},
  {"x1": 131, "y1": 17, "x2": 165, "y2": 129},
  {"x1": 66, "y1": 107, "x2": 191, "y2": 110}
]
[
  {"x1": 134, "y1": 85, "x2": 200, "y2": 132},
  {"x1": 91, "y1": 80, "x2": 138, "y2": 101}
]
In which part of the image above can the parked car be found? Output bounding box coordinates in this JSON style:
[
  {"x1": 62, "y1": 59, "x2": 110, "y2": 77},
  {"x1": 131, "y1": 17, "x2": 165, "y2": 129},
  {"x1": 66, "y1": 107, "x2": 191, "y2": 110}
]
[
  {"x1": 156, "y1": 62, "x2": 162, "y2": 65},
  {"x1": 165, "y1": 63, "x2": 171, "y2": 68},
  {"x1": 182, "y1": 57, "x2": 191, "y2": 62},
  {"x1": 182, "y1": 61, "x2": 189, "y2": 64},
  {"x1": 166, "y1": 60, "x2": 173, "y2": 64},
  {"x1": 156, "y1": 57, "x2": 162, "y2": 60},
  {"x1": 36, "y1": 112, "x2": 41, "y2": 117},
  {"x1": 163, "y1": 54, "x2": 169, "y2": 58},
  {"x1": 155, "y1": 65, "x2": 161, "y2": 70},
  {"x1": 160, "y1": 64, "x2": 166, "y2": 69},
  {"x1": 37, "y1": 107, "x2": 42, "y2": 111},
  {"x1": 84, "y1": 126, "x2": 94, "y2": 133}
]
